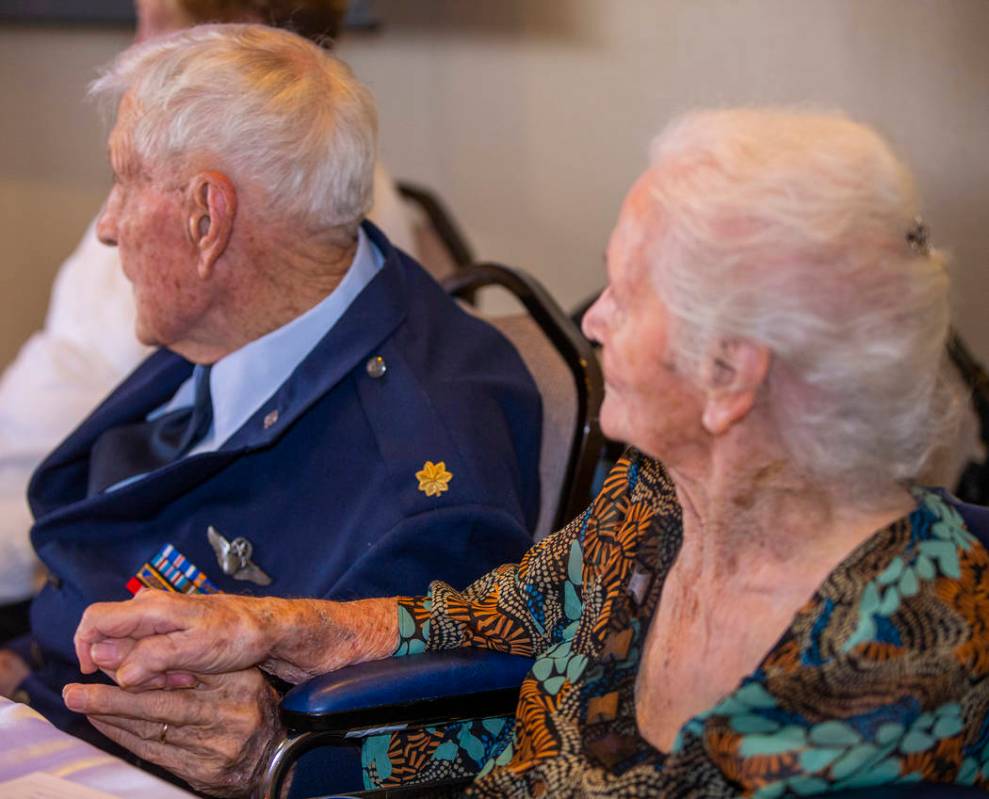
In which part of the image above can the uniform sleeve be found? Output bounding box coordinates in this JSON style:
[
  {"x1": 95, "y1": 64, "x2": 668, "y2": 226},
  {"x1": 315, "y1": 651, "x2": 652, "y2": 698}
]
[{"x1": 320, "y1": 503, "x2": 535, "y2": 606}]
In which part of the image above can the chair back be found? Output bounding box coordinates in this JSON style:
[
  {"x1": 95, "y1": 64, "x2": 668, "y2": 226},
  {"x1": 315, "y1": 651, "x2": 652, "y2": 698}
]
[
  {"x1": 397, "y1": 182, "x2": 475, "y2": 283},
  {"x1": 946, "y1": 330, "x2": 989, "y2": 503},
  {"x1": 444, "y1": 263, "x2": 604, "y2": 537}
]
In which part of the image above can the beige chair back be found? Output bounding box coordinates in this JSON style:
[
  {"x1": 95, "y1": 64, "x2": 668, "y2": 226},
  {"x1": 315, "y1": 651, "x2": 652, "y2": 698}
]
[{"x1": 488, "y1": 314, "x2": 578, "y2": 539}]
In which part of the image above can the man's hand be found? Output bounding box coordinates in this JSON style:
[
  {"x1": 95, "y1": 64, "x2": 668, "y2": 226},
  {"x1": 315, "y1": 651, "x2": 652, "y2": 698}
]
[
  {"x1": 75, "y1": 589, "x2": 400, "y2": 689},
  {"x1": 0, "y1": 649, "x2": 30, "y2": 698},
  {"x1": 63, "y1": 669, "x2": 280, "y2": 798}
]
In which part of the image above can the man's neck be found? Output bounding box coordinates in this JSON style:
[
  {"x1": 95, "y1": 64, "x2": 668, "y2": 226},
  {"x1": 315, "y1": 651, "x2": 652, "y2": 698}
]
[{"x1": 176, "y1": 234, "x2": 359, "y2": 364}]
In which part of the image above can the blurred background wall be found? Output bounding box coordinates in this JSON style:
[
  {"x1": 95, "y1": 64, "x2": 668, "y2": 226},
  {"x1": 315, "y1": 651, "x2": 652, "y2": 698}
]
[{"x1": 1, "y1": 0, "x2": 987, "y2": 368}]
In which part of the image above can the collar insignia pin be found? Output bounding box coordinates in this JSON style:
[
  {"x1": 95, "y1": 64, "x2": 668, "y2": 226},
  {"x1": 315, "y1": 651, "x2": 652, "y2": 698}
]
[
  {"x1": 416, "y1": 460, "x2": 453, "y2": 497},
  {"x1": 263, "y1": 410, "x2": 279, "y2": 429},
  {"x1": 207, "y1": 525, "x2": 272, "y2": 586},
  {"x1": 366, "y1": 355, "x2": 387, "y2": 379}
]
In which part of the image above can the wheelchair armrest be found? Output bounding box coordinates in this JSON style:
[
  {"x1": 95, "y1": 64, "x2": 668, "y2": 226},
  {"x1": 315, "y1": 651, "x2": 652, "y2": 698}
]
[
  {"x1": 280, "y1": 649, "x2": 533, "y2": 736},
  {"x1": 260, "y1": 652, "x2": 530, "y2": 798}
]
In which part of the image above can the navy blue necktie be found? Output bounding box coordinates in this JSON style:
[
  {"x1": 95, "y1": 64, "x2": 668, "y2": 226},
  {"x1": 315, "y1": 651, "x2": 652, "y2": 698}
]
[{"x1": 87, "y1": 365, "x2": 214, "y2": 496}]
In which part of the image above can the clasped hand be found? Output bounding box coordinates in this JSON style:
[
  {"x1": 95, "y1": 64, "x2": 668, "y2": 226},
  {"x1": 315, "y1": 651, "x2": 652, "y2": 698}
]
[
  {"x1": 64, "y1": 589, "x2": 396, "y2": 796},
  {"x1": 64, "y1": 667, "x2": 281, "y2": 798},
  {"x1": 65, "y1": 590, "x2": 285, "y2": 798}
]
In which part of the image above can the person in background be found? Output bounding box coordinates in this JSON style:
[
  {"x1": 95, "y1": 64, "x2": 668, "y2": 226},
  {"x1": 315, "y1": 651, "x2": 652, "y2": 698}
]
[
  {"x1": 0, "y1": 0, "x2": 416, "y2": 638},
  {"x1": 0, "y1": 24, "x2": 540, "y2": 790},
  {"x1": 71, "y1": 108, "x2": 989, "y2": 798}
]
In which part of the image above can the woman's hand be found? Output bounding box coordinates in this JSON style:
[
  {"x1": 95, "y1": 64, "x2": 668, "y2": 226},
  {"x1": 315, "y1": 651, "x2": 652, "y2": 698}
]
[
  {"x1": 74, "y1": 590, "x2": 273, "y2": 688},
  {"x1": 74, "y1": 589, "x2": 400, "y2": 689},
  {"x1": 63, "y1": 668, "x2": 281, "y2": 798}
]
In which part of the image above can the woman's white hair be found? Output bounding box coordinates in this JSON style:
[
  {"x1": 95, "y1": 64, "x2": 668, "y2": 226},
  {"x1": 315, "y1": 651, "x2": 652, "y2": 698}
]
[
  {"x1": 643, "y1": 108, "x2": 956, "y2": 486},
  {"x1": 90, "y1": 23, "x2": 377, "y2": 234}
]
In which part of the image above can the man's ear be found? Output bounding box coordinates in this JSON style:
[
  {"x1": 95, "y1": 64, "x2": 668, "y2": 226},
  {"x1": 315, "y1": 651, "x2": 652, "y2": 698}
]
[
  {"x1": 699, "y1": 338, "x2": 771, "y2": 436},
  {"x1": 185, "y1": 171, "x2": 237, "y2": 280}
]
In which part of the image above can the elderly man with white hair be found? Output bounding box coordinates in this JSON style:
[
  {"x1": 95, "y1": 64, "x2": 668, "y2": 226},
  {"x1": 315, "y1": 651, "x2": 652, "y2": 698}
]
[
  {"x1": 0, "y1": 21, "x2": 543, "y2": 783},
  {"x1": 0, "y1": 0, "x2": 419, "y2": 640},
  {"x1": 71, "y1": 108, "x2": 989, "y2": 798}
]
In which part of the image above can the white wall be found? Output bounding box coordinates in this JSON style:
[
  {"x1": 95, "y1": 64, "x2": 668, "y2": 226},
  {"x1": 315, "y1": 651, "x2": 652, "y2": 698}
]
[
  {"x1": 0, "y1": 25, "x2": 130, "y2": 366},
  {"x1": 1, "y1": 0, "x2": 987, "y2": 368}
]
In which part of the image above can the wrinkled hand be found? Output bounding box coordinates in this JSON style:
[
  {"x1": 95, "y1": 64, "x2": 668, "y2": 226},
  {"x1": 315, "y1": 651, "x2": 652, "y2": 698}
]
[
  {"x1": 74, "y1": 590, "x2": 273, "y2": 689},
  {"x1": 63, "y1": 668, "x2": 281, "y2": 798},
  {"x1": 0, "y1": 649, "x2": 30, "y2": 698},
  {"x1": 75, "y1": 589, "x2": 400, "y2": 690}
]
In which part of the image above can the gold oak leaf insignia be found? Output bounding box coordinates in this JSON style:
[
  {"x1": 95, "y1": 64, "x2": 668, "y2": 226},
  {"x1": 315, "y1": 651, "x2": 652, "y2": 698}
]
[{"x1": 416, "y1": 460, "x2": 453, "y2": 497}]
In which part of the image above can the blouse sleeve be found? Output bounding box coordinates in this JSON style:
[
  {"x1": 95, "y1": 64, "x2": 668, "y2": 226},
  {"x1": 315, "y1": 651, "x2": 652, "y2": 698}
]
[
  {"x1": 394, "y1": 451, "x2": 647, "y2": 658},
  {"x1": 394, "y1": 509, "x2": 590, "y2": 657}
]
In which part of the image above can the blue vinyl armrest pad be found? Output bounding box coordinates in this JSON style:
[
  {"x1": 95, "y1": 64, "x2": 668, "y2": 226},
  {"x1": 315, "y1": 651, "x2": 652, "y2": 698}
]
[{"x1": 281, "y1": 649, "x2": 533, "y2": 718}]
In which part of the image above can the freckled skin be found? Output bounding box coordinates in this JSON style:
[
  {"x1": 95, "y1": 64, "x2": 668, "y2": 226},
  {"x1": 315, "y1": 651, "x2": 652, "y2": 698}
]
[{"x1": 97, "y1": 109, "x2": 214, "y2": 353}]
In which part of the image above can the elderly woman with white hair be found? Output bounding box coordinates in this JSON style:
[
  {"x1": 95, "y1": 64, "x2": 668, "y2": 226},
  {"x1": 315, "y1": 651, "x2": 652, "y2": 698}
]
[{"x1": 68, "y1": 109, "x2": 989, "y2": 798}]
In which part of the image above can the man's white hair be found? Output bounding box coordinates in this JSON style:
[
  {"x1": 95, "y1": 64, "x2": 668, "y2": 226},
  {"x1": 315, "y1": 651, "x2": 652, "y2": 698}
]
[
  {"x1": 643, "y1": 108, "x2": 956, "y2": 486},
  {"x1": 90, "y1": 23, "x2": 377, "y2": 235}
]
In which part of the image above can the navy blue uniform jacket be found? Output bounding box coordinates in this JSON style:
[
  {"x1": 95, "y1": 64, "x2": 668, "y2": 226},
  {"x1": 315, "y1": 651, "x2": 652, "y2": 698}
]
[{"x1": 18, "y1": 223, "x2": 541, "y2": 731}]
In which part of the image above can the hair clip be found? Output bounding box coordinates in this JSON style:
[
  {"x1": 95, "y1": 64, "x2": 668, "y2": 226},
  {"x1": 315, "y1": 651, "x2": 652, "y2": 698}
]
[{"x1": 906, "y1": 217, "x2": 930, "y2": 255}]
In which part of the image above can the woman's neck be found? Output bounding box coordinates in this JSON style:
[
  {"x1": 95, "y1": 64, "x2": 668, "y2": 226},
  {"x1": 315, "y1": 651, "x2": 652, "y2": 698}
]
[{"x1": 664, "y1": 422, "x2": 914, "y2": 591}]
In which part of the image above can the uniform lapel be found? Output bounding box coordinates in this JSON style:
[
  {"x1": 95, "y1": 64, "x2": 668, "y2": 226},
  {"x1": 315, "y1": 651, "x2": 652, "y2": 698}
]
[
  {"x1": 27, "y1": 350, "x2": 193, "y2": 519},
  {"x1": 221, "y1": 222, "x2": 409, "y2": 451}
]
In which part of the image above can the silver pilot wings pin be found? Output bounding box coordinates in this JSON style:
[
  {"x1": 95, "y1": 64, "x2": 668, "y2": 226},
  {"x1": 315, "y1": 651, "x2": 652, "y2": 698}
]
[{"x1": 207, "y1": 525, "x2": 272, "y2": 586}]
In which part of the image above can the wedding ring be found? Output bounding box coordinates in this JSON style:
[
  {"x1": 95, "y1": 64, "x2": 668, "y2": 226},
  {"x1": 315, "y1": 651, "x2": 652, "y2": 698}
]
[{"x1": 158, "y1": 722, "x2": 168, "y2": 743}]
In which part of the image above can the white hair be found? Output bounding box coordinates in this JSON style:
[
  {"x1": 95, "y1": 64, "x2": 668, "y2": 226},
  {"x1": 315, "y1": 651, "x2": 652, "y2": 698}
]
[
  {"x1": 642, "y1": 108, "x2": 956, "y2": 486},
  {"x1": 90, "y1": 23, "x2": 377, "y2": 234}
]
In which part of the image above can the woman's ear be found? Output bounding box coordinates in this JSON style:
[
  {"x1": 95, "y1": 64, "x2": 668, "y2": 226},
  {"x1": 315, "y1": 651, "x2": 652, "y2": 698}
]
[
  {"x1": 700, "y1": 338, "x2": 771, "y2": 435},
  {"x1": 185, "y1": 171, "x2": 237, "y2": 280}
]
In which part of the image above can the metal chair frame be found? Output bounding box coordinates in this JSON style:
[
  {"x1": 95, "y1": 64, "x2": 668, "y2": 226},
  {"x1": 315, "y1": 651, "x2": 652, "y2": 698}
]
[
  {"x1": 442, "y1": 262, "x2": 605, "y2": 530},
  {"x1": 258, "y1": 651, "x2": 532, "y2": 798},
  {"x1": 396, "y1": 181, "x2": 475, "y2": 271}
]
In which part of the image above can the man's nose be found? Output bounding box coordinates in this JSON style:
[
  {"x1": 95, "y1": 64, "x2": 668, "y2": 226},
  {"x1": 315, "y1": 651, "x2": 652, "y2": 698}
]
[
  {"x1": 96, "y1": 192, "x2": 119, "y2": 247},
  {"x1": 581, "y1": 293, "x2": 605, "y2": 345}
]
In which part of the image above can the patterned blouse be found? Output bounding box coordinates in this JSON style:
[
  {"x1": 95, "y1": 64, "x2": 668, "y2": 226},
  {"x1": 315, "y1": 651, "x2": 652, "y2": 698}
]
[{"x1": 361, "y1": 451, "x2": 989, "y2": 797}]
